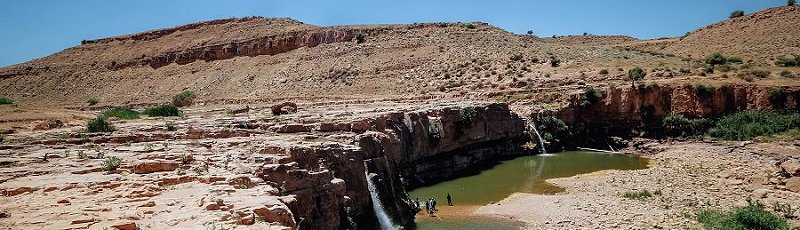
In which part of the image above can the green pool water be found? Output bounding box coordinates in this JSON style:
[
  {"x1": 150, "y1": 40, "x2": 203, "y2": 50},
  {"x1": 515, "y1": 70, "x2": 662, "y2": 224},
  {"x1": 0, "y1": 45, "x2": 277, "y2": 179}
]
[{"x1": 409, "y1": 151, "x2": 649, "y2": 229}]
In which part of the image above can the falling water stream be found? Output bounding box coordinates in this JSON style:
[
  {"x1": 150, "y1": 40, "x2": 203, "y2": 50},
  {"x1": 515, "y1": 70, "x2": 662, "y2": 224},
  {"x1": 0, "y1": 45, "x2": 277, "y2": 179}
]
[
  {"x1": 366, "y1": 172, "x2": 396, "y2": 230},
  {"x1": 529, "y1": 123, "x2": 548, "y2": 154}
]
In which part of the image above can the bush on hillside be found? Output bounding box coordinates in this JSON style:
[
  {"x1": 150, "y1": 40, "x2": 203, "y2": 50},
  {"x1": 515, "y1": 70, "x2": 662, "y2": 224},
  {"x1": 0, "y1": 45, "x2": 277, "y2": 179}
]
[
  {"x1": 580, "y1": 87, "x2": 602, "y2": 107},
  {"x1": 775, "y1": 55, "x2": 800, "y2": 67},
  {"x1": 143, "y1": 104, "x2": 181, "y2": 117},
  {"x1": 355, "y1": 33, "x2": 366, "y2": 44},
  {"x1": 707, "y1": 111, "x2": 800, "y2": 140},
  {"x1": 697, "y1": 201, "x2": 789, "y2": 230},
  {"x1": 86, "y1": 116, "x2": 114, "y2": 133},
  {"x1": 769, "y1": 88, "x2": 788, "y2": 110},
  {"x1": 172, "y1": 90, "x2": 196, "y2": 107},
  {"x1": 662, "y1": 114, "x2": 713, "y2": 137},
  {"x1": 101, "y1": 108, "x2": 140, "y2": 120},
  {"x1": 627, "y1": 67, "x2": 646, "y2": 87},
  {"x1": 550, "y1": 57, "x2": 561, "y2": 67},
  {"x1": 599, "y1": 69, "x2": 609, "y2": 75},
  {"x1": 0, "y1": 96, "x2": 14, "y2": 105},
  {"x1": 705, "y1": 53, "x2": 742, "y2": 66},
  {"x1": 789, "y1": 0, "x2": 796, "y2": 6},
  {"x1": 729, "y1": 10, "x2": 745, "y2": 19},
  {"x1": 87, "y1": 98, "x2": 99, "y2": 106},
  {"x1": 694, "y1": 84, "x2": 716, "y2": 97}
]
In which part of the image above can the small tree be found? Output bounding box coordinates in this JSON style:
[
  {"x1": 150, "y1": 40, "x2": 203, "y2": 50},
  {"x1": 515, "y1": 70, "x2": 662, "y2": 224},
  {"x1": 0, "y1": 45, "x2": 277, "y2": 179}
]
[
  {"x1": 705, "y1": 53, "x2": 726, "y2": 66},
  {"x1": 789, "y1": 0, "x2": 796, "y2": 6},
  {"x1": 627, "y1": 67, "x2": 646, "y2": 87},
  {"x1": 355, "y1": 33, "x2": 366, "y2": 44},
  {"x1": 729, "y1": 10, "x2": 745, "y2": 19},
  {"x1": 527, "y1": 30, "x2": 534, "y2": 35}
]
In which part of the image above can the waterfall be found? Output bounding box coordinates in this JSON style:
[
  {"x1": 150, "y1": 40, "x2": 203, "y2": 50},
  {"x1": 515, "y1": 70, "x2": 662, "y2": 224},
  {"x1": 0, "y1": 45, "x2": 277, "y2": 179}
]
[
  {"x1": 366, "y1": 172, "x2": 395, "y2": 230},
  {"x1": 529, "y1": 123, "x2": 548, "y2": 155}
]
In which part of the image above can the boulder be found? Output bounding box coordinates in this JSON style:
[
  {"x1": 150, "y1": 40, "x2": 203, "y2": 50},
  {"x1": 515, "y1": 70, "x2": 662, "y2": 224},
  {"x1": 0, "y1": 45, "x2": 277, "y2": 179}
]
[
  {"x1": 271, "y1": 102, "x2": 298, "y2": 115},
  {"x1": 780, "y1": 159, "x2": 800, "y2": 176},
  {"x1": 786, "y1": 177, "x2": 800, "y2": 193},
  {"x1": 132, "y1": 160, "x2": 179, "y2": 174}
]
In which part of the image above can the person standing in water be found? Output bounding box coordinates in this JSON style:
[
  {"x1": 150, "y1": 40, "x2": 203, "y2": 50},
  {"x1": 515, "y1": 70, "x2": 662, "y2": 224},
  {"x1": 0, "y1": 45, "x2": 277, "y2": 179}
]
[
  {"x1": 431, "y1": 198, "x2": 437, "y2": 212},
  {"x1": 447, "y1": 193, "x2": 453, "y2": 206},
  {"x1": 415, "y1": 198, "x2": 421, "y2": 211}
]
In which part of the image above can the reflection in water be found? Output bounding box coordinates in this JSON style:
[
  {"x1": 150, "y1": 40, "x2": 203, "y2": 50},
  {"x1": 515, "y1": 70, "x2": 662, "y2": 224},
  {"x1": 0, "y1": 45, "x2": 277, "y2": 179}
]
[{"x1": 410, "y1": 151, "x2": 649, "y2": 230}]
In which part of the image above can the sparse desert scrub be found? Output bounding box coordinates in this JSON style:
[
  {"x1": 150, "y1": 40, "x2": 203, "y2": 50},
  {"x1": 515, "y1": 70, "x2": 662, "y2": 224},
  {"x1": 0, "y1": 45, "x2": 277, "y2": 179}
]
[
  {"x1": 101, "y1": 156, "x2": 122, "y2": 172},
  {"x1": 172, "y1": 90, "x2": 196, "y2": 107},
  {"x1": 143, "y1": 104, "x2": 181, "y2": 117},
  {"x1": 87, "y1": 98, "x2": 99, "y2": 106},
  {"x1": 0, "y1": 96, "x2": 15, "y2": 105},
  {"x1": 102, "y1": 107, "x2": 140, "y2": 120},
  {"x1": 86, "y1": 116, "x2": 114, "y2": 133},
  {"x1": 697, "y1": 201, "x2": 789, "y2": 230},
  {"x1": 622, "y1": 189, "x2": 660, "y2": 200}
]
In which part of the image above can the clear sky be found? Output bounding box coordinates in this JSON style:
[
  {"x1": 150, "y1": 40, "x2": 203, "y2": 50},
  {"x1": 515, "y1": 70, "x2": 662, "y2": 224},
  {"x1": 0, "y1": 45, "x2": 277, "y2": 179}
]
[{"x1": 0, "y1": 0, "x2": 788, "y2": 67}]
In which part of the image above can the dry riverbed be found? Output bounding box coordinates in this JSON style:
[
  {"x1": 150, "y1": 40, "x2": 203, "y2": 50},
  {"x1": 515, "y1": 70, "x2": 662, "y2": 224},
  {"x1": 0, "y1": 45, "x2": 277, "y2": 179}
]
[{"x1": 477, "y1": 141, "x2": 800, "y2": 229}]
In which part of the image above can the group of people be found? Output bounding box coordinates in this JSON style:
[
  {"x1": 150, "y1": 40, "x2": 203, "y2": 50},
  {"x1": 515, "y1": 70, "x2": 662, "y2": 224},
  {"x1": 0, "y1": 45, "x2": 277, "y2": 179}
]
[{"x1": 414, "y1": 193, "x2": 453, "y2": 217}]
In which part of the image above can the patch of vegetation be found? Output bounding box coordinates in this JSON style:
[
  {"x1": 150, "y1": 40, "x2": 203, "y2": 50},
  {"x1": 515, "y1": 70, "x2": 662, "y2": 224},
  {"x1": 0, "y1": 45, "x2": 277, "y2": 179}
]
[
  {"x1": 738, "y1": 70, "x2": 771, "y2": 81},
  {"x1": 622, "y1": 189, "x2": 660, "y2": 200},
  {"x1": 707, "y1": 111, "x2": 800, "y2": 140},
  {"x1": 729, "y1": 10, "x2": 745, "y2": 19},
  {"x1": 355, "y1": 33, "x2": 366, "y2": 44},
  {"x1": 599, "y1": 69, "x2": 609, "y2": 75},
  {"x1": 775, "y1": 55, "x2": 800, "y2": 67},
  {"x1": 465, "y1": 24, "x2": 476, "y2": 29},
  {"x1": 705, "y1": 53, "x2": 743, "y2": 66},
  {"x1": 101, "y1": 108, "x2": 140, "y2": 120},
  {"x1": 0, "y1": 96, "x2": 14, "y2": 105},
  {"x1": 550, "y1": 57, "x2": 561, "y2": 67},
  {"x1": 662, "y1": 114, "x2": 713, "y2": 137},
  {"x1": 532, "y1": 116, "x2": 571, "y2": 149},
  {"x1": 460, "y1": 106, "x2": 477, "y2": 123},
  {"x1": 87, "y1": 98, "x2": 99, "y2": 106},
  {"x1": 86, "y1": 116, "x2": 114, "y2": 133},
  {"x1": 780, "y1": 70, "x2": 795, "y2": 78},
  {"x1": 790, "y1": 0, "x2": 797, "y2": 6},
  {"x1": 143, "y1": 104, "x2": 181, "y2": 117},
  {"x1": 166, "y1": 121, "x2": 177, "y2": 131},
  {"x1": 580, "y1": 87, "x2": 603, "y2": 107},
  {"x1": 627, "y1": 67, "x2": 646, "y2": 87},
  {"x1": 510, "y1": 54, "x2": 523, "y2": 61},
  {"x1": 697, "y1": 201, "x2": 789, "y2": 230},
  {"x1": 101, "y1": 156, "x2": 122, "y2": 172},
  {"x1": 769, "y1": 88, "x2": 789, "y2": 110},
  {"x1": 172, "y1": 90, "x2": 196, "y2": 107},
  {"x1": 694, "y1": 84, "x2": 716, "y2": 97}
]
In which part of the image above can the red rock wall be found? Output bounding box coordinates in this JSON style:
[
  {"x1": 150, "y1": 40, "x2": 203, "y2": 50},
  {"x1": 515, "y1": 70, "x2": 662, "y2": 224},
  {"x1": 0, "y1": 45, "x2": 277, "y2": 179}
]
[{"x1": 557, "y1": 84, "x2": 800, "y2": 127}]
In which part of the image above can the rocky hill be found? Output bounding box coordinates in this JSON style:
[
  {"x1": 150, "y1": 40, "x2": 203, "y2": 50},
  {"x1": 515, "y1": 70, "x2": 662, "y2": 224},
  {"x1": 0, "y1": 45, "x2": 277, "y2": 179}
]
[
  {"x1": 632, "y1": 6, "x2": 800, "y2": 64},
  {"x1": 0, "y1": 17, "x2": 686, "y2": 107}
]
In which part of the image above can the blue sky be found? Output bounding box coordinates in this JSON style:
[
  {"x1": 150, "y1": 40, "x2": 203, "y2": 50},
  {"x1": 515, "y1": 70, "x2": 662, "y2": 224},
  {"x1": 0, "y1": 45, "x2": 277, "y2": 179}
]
[{"x1": 0, "y1": 0, "x2": 787, "y2": 67}]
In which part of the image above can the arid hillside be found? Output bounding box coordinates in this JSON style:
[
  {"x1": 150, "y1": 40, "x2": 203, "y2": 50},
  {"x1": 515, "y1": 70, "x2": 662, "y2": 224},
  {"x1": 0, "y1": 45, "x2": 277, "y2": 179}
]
[
  {"x1": 0, "y1": 17, "x2": 688, "y2": 107},
  {"x1": 631, "y1": 6, "x2": 800, "y2": 64}
]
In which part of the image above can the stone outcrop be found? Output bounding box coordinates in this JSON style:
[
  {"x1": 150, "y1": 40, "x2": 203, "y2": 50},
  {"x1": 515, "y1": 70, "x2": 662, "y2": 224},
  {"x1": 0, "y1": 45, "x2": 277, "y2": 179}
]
[
  {"x1": 256, "y1": 103, "x2": 528, "y2": 229},
  {"x1": 555, "y1": 84, "x2": 800, "y2": 129}
]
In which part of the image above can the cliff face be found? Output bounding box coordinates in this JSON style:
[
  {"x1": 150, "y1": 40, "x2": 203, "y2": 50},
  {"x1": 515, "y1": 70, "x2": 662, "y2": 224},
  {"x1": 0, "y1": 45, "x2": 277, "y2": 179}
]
[
  {"x1": 555, "y1": 84, "x2": 800, "y2": 129},
  {"x1": 257, "y1": 103, "x2": 527, "y2": 229}
]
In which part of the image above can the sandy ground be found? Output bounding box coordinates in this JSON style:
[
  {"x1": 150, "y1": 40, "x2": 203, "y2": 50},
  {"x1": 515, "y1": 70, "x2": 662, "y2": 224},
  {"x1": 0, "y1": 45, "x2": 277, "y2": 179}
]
[{"x1": 477, "y1": 141, "x2": 800, "y2": 229}]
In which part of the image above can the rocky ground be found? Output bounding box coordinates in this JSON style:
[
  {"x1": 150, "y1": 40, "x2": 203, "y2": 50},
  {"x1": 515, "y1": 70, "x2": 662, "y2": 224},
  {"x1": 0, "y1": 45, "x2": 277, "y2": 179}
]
[{"x1": 477, "y1": 141, "x2": 800, "y2": 229}]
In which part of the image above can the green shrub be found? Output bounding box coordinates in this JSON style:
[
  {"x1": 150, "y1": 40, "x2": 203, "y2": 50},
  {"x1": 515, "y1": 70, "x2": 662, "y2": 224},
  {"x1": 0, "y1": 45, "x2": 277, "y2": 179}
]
[
  {"x1": 101, "y1": 156, "x2": 122, "y2": 172},
  {"x1": 86, "y1": 116, "x2": 114, "y2": 133},
  {"x1": 729, "y1": 10, "x2": 745, "y2": 19},
  {"x1": 627, "y1": 67, "x2": 646, "y2": 87},
  {"x1": 101, "y1": 108, "x2": 140, "y2": 120},
  {"x1": 143, "y1": 104, "x2": 181, "y2": 117},
  {"x1": 172, "y1": 90, "x2": 196, "y2": 107},
  {"x1": 532, "y1": 116, "x2": 571, "y2": 146},
  {"x1": 599, "y1": 69, "x2": 609, "y2": 75},
  {"x1": 769, "y1": 89, "x2": 788, "y2": 110},
  {"x1": 705, "y1": 53, "x2": 742, "y2": 66},
  {"x1": 87, "y1": 98, "x2": 99, "y2": 106},
  {"x1": 663, "y1": 115, "x2": 712, "y2": 137},
  {"x1": 355, "y1": 33, "x2": 366, "y2": 43},
  {"x1": 465, "y1": 24, "x2": 476, "y2": 29},
  {"x1": 550, "y1": 57, "x2": 561, "y2": 67},
  {"x1": 0, "y1": 96, "x2": 14, "y2": 105},
  {"x1": 695, "y1": 84, "x2": 716, "y2": 97},
  {"x1": 780, "y1": 70, "x2": 795, "y2": 78},
  {"x1": 707, "y1": 111, "x2": 800, "y2": 140},
  {"x1": 622, "y1": 189, "x2": 660, "y2": 200},
  {"x1": 752, "y1": 70, "x2": 771, "y2": 78},
  {"x1": 775, "y1": 55, "x2": 800, "y2": 67},
  {"x1": 460, "y1": 106, "x2": 477, "y2": 123},
  {"x1": 698, "y1": 202, "x2": 789, "y2": 230},
  {"x1": 580, "y1": 87, "x2": 603, "y2": 107}
]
